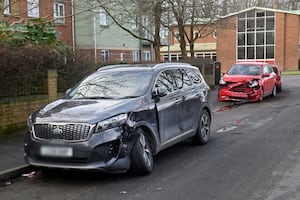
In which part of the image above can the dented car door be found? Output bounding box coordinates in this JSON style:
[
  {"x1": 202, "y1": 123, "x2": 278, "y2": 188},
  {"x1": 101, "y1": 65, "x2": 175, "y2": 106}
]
[{"x1": 154, "y1": 70, "x2": 182, "y2": 145}]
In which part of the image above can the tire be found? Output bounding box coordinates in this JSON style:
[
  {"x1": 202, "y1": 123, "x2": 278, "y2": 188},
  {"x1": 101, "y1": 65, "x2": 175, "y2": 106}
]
[
  {"x1": 277, "y1": 86, "x2": 282, "y2": 93},
  {"x1": 271, "y1": 86, "x2": 277, "y2": 97},
  {"x1": 131, "y1": 128, "x2": 153, "y2": 175},
  {"x1": 193, "y1": 110, "x2": 211, "y2": 145}
]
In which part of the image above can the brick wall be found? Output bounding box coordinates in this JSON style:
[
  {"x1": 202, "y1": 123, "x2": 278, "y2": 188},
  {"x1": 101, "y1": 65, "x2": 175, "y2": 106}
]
[
  {"x1": 283, "y1": 14, "x2": 299, "y2": 70},
  {"x1": 0, "y1": 70, "x2": 57, "y2": 132},
  {"x1": 275, "y1": 12, "x2": 300, "y2": 71},
  {"x1": 216, "y1": 16, "x2": 237, "y2": 73},
  {"x1": 0, "y1": 100, "x2": 48, "y2": 130}
]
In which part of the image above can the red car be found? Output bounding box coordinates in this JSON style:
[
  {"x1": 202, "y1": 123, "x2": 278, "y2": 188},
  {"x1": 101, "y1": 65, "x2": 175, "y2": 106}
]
[
  {"x1": 218, "y1": 62, "x2": 277, "y2": 102},
  {"x1": 270, "y1": 64, "x2": 282, "y2": 92}
]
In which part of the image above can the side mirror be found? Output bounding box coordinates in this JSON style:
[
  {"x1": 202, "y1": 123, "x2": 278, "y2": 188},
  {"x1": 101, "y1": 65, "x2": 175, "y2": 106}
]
[
  {"x1": 263, "y1": 73, "x2": 270, "y2": 78},
  {"x1": 65, "y1": 88, "x2": 72, "y2": 96},
  {"x1": 153, "y1": 87, "x2": 168, "y2": 98}
]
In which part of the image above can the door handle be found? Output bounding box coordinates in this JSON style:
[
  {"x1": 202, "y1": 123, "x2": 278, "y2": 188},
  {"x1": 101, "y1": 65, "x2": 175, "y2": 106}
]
[{"x1": 174, "y1": 98, "x2": 182, "y2": 104}]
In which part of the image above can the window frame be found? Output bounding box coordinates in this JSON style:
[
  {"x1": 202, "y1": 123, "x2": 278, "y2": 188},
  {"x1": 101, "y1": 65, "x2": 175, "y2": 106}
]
[
  {"x1": 27, "y1": 0, "x2": 39, "y2": 18},
  {"x1": 3, "y1": 0, "x2": 10, "y2": 15},
  {"x1": 101, "y1": 50, "x2": 109, "y2": 62},
  {"x1": 237, "y1": 9, "x2": 275, "y2": 62},
  {"x1": 99, "y1": 8, "x2": 109, "y2": 26},
  {"x1": 133, "y1": 50, "x2": 140, "y2": 62},
  {"x1": 53, "y1": 2, "x2": 65, "y2": 24}
]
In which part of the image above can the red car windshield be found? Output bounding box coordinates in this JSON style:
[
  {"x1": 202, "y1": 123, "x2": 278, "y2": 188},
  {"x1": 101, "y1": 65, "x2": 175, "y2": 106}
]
[{"x1": 227, "y1": 64, "x2": 262, "y2": 76}]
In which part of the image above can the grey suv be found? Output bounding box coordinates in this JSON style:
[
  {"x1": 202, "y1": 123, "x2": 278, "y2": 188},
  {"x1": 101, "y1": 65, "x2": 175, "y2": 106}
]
[{"x1": 24, "y1": 63, "x2": 212, "y2": 175}]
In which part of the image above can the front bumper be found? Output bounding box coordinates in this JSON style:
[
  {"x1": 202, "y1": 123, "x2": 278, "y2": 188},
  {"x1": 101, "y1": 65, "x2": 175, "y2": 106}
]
[
  {"x1": 24, "y1": 127, "x2": 134, "y2": 172},
  {"x1": 218, "y1": 87, "x2": 262, "y2": 102}
]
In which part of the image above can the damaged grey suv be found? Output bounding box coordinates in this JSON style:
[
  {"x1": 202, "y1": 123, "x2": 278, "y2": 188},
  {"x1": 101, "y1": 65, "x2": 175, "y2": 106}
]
[{"x1": 24, "y1": 63, "x2": 211, "y2": 175}]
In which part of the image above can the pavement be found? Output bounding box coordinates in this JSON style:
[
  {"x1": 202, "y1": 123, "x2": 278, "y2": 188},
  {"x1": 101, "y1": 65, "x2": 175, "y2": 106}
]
[
  {"x1": 0, "y1": 87, "x2": 223, "y2": 182},
  {"x1": 0, "y1": 131, "x2": 32, "y2": 182}
]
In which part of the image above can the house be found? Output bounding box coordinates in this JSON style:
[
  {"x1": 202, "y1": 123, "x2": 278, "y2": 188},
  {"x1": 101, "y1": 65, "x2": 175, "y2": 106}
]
[
  {"x1": 0, "y1": 0, "x2": 73, "y2": 47},
  {"x1": 73, "y1": 0, "x2": 153, "y2": 64},
  {"x1": 217, "y1": 7, "x2": 300, "y2": 72}
]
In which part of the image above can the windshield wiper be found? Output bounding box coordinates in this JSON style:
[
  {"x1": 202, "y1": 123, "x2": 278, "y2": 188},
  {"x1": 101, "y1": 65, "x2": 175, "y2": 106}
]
[
  {"x1": 78, "y1": 96, "x2": 116, "y2": 99},
  {"x1": 119, "y1": 95, "x2": 140, "y2": 99}
]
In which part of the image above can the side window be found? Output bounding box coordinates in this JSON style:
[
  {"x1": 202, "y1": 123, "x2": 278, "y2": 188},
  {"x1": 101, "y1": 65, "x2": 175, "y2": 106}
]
[
  {"x1": 268, "y1": 66, "x2": 274, "y2": 73},
  {"x1": 264, "y1": 65, "x2": 272, "y2": 74},
  {"x1": 263, "y1": 66, "x2": 269, "y2": 74},
  {"x1": 171, "y1": 69, "x2": 192, "y2": 89},
  {"x1": 186, "y1": 68, "x2": 203, "y2": 84},
  {"x1": 155, "y1": 71, "x2": 174, "y2": 93}
]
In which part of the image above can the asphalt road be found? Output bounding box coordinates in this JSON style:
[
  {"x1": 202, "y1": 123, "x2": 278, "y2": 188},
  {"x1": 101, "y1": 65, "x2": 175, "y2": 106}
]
[{"x1": 0, "y1": 75, "x2": 299, "y2": 200}]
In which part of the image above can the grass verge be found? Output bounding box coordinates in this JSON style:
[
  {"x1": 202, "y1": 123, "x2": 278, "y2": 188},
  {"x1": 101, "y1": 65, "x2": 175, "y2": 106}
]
[{"x1": 282, "y1": 71, "x2": 300, "y2": 75}]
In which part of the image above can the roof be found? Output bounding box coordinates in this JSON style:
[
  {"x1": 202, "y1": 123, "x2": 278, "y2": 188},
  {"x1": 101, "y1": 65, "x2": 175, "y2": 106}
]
[
  {"x1": 160, "y1": 43, "x2": 216, "y2": 53},
  {"x1": 221, "y1": 6, "x2": 300, "y2": 19},
  {"x1": 236, "y1": 61, "x2": 269, "y2": 65},
  {"x1": 98, "y1": 62, "x2": 194, "y2": 72}
]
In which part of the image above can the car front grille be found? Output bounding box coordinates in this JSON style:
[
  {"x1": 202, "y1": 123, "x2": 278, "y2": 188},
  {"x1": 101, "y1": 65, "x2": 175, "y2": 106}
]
[{"x1": 33, "y1": 123, "x2": 94, "y2": 142}]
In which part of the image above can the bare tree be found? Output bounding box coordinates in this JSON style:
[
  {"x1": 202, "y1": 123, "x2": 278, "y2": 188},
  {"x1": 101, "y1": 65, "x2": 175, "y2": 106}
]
[
  {"x1": 166, "y1": 0, "x2": 218, "y2": 58},
  {"x1": 92, "y1": 0, "x2": 164, "y2": 62}
]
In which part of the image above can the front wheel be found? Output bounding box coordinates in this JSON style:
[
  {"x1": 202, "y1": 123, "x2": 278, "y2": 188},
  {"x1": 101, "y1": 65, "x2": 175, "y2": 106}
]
[
  {"x1": 271, "y1": 86, "x2": 277, "y2": 97},
  {"x1": 131, "y1": 128, "x2": 153, "y2": 175},
  {"x1": 193, "y1": 110, "x2": 211, "y2": 145}
]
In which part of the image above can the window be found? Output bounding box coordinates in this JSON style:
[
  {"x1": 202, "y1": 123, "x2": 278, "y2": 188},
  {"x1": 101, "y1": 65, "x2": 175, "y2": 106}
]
[
  {"x1": 53, "y1": 2, "x2": 65, "y2": 24},
  {"x1": 101, "y1": 50, "x2": 109, "y2": 62},
  {"x1": 171, "y1": 69, "x2": 192, "y2": 89},
  {"x1": 174, "y1": 32, "x2": 180, "y2": 41},
  {"x1": 213, "y1": 30, "x2": 217, "y2": 38},
  {"x1": 263, "y1": 65, "x2": 273, "y2": 74},
  {"x1": 120, "y1": 53, "x2": 124, "y2": 62},
  {"x1": 194, "y1": 31, "x2": 200, "y2": 39},
  {"x1": 237, "y1": 9, "x2": 275, "y2": 61},
  {"x1": 155, "y1": 71, "x2": 174, "y2": 93},
  {"x1": 143, "y1": 51, "x2": 151, "y2": 61},
  {"x1": 186, "y1": 69, "x2": 203, "y2": 84},
  {"x1": 131, "y1": 15, "x2": 138, "y2": 30},
  {"x1": 27, "y1": 0, "x2": 39, "y2": 18},
  {"x1": 99, "y1": 8, "x2": 108, "y2": 26},
  {"x1": 133, "y1": 51, "x2": 140, "y2": 62},
  {"x1": 3, "y1": 0, "x2": 10, "y2": 14}
]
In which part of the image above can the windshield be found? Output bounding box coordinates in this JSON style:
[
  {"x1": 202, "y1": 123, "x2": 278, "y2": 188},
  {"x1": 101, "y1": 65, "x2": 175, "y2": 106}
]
[
  {"x1": 68, "y1": 70, "x2": 153, "y2": 99},
  {"x1": 227, "y1": 64, "x2": 262, "y2": 76}
]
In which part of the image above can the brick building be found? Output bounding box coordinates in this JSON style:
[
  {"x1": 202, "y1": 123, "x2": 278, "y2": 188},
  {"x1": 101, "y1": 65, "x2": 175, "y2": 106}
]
[
  {"x1": 217, "y1": 7, "x2": 300, "y2": 72},
  {"x1": 0, "y1": 0, "x2": 73, "y2": 47}
]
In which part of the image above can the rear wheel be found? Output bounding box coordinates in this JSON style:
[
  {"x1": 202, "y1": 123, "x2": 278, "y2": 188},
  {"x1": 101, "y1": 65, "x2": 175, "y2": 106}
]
[
  {"x1": 193, "y1": 110, "x2": 211, "y2": 145},
  {"x1": 131, "y1": 128, "x2": 153, "y2": 175},
  {"x1": 277, "y1": 85, "x2": 282, "y2": 93}
]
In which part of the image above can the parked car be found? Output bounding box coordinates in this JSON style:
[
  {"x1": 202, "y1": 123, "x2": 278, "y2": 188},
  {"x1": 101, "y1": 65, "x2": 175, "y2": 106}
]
[
  {"x1": 218, "y1": 62, "x2": 277, "y2": 102},
  {"x1": 270, "y1": 64, "x2": 282, "y2": 92},
  {"x1": 24, "y1": 63, "x2": 212, "y2": 175}
]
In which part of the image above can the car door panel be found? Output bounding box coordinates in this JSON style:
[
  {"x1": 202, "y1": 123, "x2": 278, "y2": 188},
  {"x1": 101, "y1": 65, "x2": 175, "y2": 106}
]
[{"x1": 153, "y1": 70, "x2": 181, "y2": 145}]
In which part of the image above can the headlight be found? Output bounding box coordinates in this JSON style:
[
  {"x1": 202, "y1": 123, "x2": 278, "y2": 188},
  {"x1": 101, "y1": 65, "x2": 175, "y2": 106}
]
[
  {"x1": 95, "y1": 113, "x2": 128, "y2": 133},
  {"x1": 219, "y1": 79, "x2": 226, "y2": 85},
  {"x1": 248, "y1": 80, "x2": 259, "y2": 88}
]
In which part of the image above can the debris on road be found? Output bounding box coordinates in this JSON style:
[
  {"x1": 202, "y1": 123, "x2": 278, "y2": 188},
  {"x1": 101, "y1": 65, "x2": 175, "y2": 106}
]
[{"x1": 22, "y1": 171, "x2": 36, "y2": 178}]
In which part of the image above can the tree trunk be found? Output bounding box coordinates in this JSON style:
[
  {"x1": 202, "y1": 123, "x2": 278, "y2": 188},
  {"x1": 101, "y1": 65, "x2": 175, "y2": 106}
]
[
  {"x1": 153, "y1": 1, "x2": 162, "y2": 62},
  {"x1": 178, "y1": 21, "x2": 187, "y2": 59}
]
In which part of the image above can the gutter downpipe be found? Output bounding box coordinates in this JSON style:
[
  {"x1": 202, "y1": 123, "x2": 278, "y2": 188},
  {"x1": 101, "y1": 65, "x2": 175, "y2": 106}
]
[
  {"x1": 93, "y1": 1, "x2": 97, "y2": 64},
  {"x1": 71, "y1": 0, "x2": 75, "y2": 58}
]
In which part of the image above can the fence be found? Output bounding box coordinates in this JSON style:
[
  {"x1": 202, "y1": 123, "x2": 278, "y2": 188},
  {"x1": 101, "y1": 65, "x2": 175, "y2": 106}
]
[{"x1": 0, "y1": 70, "x2": 58, "y2": 133}]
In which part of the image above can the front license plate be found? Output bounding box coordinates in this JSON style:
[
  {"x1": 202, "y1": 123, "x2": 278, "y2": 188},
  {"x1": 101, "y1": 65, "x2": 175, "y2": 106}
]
[{"x1": 40, "y1": 146, "x2": 73, "y2": 157}]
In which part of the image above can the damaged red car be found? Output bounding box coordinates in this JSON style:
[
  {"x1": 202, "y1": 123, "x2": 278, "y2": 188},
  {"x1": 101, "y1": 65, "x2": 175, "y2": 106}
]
[{"x1": 218, "y1": 62, "x2": 277, "y2": 102}]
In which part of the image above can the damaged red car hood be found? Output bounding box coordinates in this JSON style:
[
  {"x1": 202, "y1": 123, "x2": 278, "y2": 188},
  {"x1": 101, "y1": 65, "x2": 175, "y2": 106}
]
[{"x1": 223, "y1": 74, "x2": 260, "y2": 82}]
